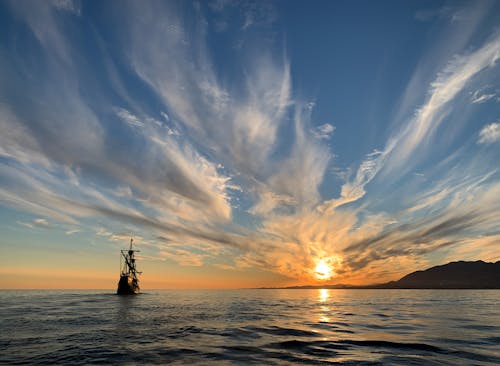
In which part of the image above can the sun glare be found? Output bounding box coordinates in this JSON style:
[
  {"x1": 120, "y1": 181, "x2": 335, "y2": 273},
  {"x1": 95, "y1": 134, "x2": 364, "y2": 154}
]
[{"x1": 314, "y1": 259, "x2": 332, "y2": 280}]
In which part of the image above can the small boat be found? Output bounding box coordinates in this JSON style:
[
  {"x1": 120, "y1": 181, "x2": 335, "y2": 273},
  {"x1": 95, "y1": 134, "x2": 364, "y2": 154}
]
[{"x1": 117, "y1": 238, "x2": 141, "y2": 295}]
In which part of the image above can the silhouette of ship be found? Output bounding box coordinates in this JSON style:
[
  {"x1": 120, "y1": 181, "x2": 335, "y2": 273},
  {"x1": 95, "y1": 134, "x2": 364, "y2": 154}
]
[{"x1": 117, "y1": 238, "x2": 141, "y2": 295}]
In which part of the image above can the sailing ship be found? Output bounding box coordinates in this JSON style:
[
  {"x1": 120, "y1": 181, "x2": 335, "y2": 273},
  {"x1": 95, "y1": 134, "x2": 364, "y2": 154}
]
[{"x1": 117, "y1": 238, "x2": 141, "y2": 295}]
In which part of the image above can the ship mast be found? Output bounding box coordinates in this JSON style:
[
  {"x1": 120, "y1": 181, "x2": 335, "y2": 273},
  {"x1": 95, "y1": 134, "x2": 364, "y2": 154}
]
[{"x1": 121, "y1": 238, "x2": 141, "y2": 279}]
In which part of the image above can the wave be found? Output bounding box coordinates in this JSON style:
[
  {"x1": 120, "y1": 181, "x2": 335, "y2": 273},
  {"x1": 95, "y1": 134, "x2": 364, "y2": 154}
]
[{"x1": 2, "y1": 290, "x2": 499, "y2": 365}]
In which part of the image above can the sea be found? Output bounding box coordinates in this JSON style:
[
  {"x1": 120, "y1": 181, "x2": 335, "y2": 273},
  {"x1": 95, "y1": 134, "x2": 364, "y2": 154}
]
[{"x1": 1, "y1": 289, "x2": 499, "y2": 365}]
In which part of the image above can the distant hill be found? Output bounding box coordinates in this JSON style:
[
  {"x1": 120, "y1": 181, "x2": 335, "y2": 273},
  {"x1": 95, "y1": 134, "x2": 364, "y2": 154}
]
[
  {"x1": 377, "y1": 260, "x2": 500, "y2": 289},
  {"x1": 268, "y1": 260, "x2": 500, "y2": 289}
]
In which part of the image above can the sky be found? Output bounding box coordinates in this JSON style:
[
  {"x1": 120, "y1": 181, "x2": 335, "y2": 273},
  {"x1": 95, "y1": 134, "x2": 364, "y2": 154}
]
[{"x1": 0, "y1": 0, "x2": 499, "y2": 289}]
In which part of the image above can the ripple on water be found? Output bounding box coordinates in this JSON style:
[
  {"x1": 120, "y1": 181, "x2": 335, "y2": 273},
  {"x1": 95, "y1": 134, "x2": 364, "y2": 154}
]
[{"x1": 1, "y1": 289, "x2": 499, "y2": 365}]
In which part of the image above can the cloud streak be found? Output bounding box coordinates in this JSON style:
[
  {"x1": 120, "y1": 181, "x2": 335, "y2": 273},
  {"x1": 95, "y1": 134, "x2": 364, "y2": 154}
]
[
  {"x1": 383, "y1": 32, "x2": 500, "y2": 176},
  {"x1": 478, "y1": 122, "x2": 500, "y2": 144}
]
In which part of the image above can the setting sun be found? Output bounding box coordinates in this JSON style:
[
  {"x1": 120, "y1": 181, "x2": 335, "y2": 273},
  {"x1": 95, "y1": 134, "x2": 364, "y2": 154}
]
[{"x1": 315, "y1": 260, "x2": 332, "y2": 280}]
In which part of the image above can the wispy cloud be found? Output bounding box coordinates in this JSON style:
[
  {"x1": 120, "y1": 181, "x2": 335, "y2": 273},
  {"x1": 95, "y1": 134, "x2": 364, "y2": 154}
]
[
  {"x1": 125, "y1": 2, "x2": 290, "y2": 183},
  {"x1": 332, "y1": 32, "x2": 500, "y2": 210},
  {"x1": 478, "y1": 122, "x2": 500, "y2": 144},
  {"x1": 115, "y1": 108, "x2": 145, "y2": 128},
  {"x1": 322, "y1": 147, "x2": 393, "y2": 212},
  {"x1": 266, "y1": 107, "x2": 331, "y2": 209},
  {"x1": 343, "y1": 180, "x2": 500, "y2": 271},
  {"x1": 209, "y1": 0, "x2": 277, "y2": 31},
  {"x1": 471, "y1": 88, "x2": 497, "y2": 104},
  {"x1": 17, "y1": 218, "x2": 53, "y2": 229},
  {"x1": 159, "y1": 246, "x2": 205, "y2": 267},
  {"x1": 311, "y1": 123, "x2": 335, "y2": 140},
  {"x1": 382, "y1": 33, "x2": 500, "y2": 176},
  {"x1": 415, "y1": 6, "x2": 460, "y2": 23},
  {"x1": 51, "y1": 0, "x2": 81, "y2": 15}
]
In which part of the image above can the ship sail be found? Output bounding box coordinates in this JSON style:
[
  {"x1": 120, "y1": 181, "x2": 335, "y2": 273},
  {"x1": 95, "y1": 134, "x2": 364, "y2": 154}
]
[{"x1": 117, "y1": 238, "x2": 141, "y2": 295}]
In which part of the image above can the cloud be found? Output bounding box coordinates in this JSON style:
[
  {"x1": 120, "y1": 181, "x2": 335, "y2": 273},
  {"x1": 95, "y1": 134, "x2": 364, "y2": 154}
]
[
  {"x1": 160, "y1": 111, "x2": 169, "y2": 121},
  {"x1": 415, "y1": 6, "x2": 457, "y2": 22},
  {"x1": 1, "y1": 2, "x2": 235, "y2": 227},
  {"x1": 311, "y1": 123, "x2": 335, "y2": 140},
  {"x1": 159, "y1": 246, "x2": 205, "y2": 267},
  {"x1": 125, "y1": 2, "x2": 291, "y2": 181},
  {"x1": 115, "y1": 108, "x2": 145, "y2": 128},
  {"x1": 4, "y1": 2, "x2": 105, "y2": 171},
  {"x1": 266, "y1": 107, "x2": 331, "y2": 209},
  {"x1": 471, "y1": 89, "x2": 496, "y2": 104},
  {"x1": 332, "y1": 32, "x2": 500, "y2": 209},
  {"x1": 248, "y1": 189, "x2": 295, "y2": 217},
  {"x1": 0, "y1": 104, "x2": 51, "y2": 167},
  {"x1": 343, "y1": 181, "x2": 500, "y2": 270},
  {"x1": 96, "y1": 228, "x2": 112, "y2": 237},
  {"x1": 115, "y1": 185, "x2": 133, "y2": 198},
  {"x1": 51, "y1": 0, "x2": 81, "y2": 15},
  {"x1": 414, "y1": 4, "x2": 488, "y2": 24},
  {"x1": 478, "y1": 122, "x2": 500, "y2": 144},
  {"x1": 209, "y1": 0, "x2": 277, "y2": 30},
  {"x1": 240, "y1": 1, "x2": 277, "y2": 30},
  {"x1": 382, "y1": 33, "x2": 500, "y2": 176},
  {"x1": 17, "y1": 218, "x2": 53, "y2": 229},
  {"x1": 323, "y1": 147, "x2": 393, "y2": 210},
  {"x1": 209, "y1": 0, "x2": 233, "y2": 13}
]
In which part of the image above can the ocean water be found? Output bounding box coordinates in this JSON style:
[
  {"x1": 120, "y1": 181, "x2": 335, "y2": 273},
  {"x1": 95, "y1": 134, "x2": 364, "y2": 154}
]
[{"x1": 1, "y1": 289, "x2": 499, "y2": 365}]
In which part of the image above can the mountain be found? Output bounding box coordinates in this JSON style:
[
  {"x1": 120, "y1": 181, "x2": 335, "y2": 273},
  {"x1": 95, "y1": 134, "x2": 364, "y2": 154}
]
[
  {"x1": 267, "y1": 260, "x2": 500, "y2": 289},
  {"x1": 378, "y1": 260, "x2": 500, "y2": 289}
]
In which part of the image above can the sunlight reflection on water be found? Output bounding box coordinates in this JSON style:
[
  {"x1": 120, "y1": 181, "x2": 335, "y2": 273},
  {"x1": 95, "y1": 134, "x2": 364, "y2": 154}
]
[
  {"x1": 318, "y1": 288, "x2": 330, "y2": 302},
  {"x1": 318, "y1": 288, "x2": 331, "y2": 323}
]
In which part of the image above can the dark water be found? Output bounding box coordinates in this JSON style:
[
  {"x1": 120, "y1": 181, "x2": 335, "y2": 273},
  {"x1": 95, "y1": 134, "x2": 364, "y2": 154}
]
[{"x1": 1, "y1": 289, "x2": 499, "y2": 365}]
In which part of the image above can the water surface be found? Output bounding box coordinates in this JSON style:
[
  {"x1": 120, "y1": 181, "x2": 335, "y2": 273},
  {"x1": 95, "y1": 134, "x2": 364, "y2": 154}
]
[{"x1": 1, "y1": 289, "x2": 499, "y2": 365}]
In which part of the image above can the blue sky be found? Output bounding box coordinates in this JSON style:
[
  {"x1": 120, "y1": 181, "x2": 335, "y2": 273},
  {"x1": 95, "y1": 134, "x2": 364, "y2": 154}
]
[{"x1": 0, "y1": 0, "x2": 499, "y2": 288}]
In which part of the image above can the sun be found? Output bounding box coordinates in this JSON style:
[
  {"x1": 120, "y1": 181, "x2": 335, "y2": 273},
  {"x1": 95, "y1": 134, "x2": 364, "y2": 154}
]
[{"x1": 314, "y1": 259, "x2": 332, "y2": 280}]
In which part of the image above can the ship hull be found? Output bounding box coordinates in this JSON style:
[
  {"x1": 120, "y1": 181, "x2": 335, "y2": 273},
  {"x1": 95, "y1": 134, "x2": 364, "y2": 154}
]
[{"x1": 117, "y1": 275, "x2": 139, "y2": 295}]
